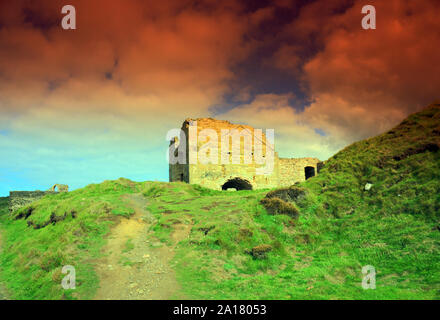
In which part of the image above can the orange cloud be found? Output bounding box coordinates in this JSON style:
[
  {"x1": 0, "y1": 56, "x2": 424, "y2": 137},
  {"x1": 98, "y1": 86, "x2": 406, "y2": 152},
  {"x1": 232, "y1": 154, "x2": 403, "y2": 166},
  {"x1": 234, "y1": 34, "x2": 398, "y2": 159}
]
[
  {"x1": 272, "y1": 0, "x2": 440, "y2": 145},
  {"x1": 0, "y1": 0, "x2": 262, "y2": 115}
]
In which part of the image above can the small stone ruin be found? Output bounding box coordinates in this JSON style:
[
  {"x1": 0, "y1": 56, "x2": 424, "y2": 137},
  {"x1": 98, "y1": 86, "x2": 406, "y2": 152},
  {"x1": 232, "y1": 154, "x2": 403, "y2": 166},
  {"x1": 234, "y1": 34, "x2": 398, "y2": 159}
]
[{"x1": 9, "y1": 184, "x2": 69, "y2": 212}]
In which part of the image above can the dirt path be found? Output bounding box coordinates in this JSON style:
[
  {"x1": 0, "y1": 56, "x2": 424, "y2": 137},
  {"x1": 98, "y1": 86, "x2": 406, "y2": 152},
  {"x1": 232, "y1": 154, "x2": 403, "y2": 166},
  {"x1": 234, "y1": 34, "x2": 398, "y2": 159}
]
[{"x1": 94, "y1": 193, "x2": 190, "y2": 300}]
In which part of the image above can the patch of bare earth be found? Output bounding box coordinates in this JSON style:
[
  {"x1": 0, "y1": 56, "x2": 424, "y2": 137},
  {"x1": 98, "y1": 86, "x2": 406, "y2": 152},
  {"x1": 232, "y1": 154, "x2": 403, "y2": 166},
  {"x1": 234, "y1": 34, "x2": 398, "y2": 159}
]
[{"x1": 94, "y1": 193, "x2": 190, "y2": 300}]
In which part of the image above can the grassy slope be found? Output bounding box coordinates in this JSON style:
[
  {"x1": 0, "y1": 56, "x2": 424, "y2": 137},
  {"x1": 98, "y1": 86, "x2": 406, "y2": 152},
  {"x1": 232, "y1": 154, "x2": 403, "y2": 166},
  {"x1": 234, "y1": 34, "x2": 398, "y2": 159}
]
[
  {"x1": 143, "y1": 104, "x2": 440, "y2": 299},
  {"x1": 260, "y1": 103, "x2": 440, "y2": 299},
  {"x1": 0, "y1": 104, "x2": 439, "y2": 300},
  {"x1": 0, "y1": 198, "x2": 7, "y2": 217},
  {"x1": 0, "y1": 197, "x2": 10, "y2": 299},
  {"x1": 0, "y1": 179, "x2": 140, "y2": 299}
]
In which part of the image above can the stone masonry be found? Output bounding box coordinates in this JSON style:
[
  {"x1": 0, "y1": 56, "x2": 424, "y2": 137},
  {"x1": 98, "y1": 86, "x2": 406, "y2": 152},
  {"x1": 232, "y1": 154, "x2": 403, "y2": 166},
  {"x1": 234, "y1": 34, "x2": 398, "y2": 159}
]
[
  {"x1": 9, "y1": 191, "x2": 56, "y2": 212},
  {"x1": 9, "y1": 184, "x2": 69, "y2": 212},
  {"x1": 169, "y1": 118, "x2": 321, "y2": 190}
]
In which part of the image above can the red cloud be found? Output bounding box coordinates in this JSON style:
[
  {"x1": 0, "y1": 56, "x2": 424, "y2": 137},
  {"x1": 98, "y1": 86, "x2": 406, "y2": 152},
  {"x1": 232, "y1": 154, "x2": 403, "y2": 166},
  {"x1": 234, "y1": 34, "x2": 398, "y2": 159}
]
[
  {"x1": 0, "y1": 0, "x2": 261, "y2": 113},
  {"x1": 273, "y1": 0, "x2": 440, "y2": 143}
]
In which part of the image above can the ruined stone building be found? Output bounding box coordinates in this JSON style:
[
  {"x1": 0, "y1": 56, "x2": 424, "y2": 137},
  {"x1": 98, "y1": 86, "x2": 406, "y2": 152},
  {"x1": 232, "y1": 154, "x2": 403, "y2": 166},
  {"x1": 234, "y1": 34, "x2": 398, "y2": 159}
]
[
  {"x1": 9, "y1": 184, "x2": 68, "y2": 212},
  {"x1": 169, "y1": 118, "x2": 320, "y2": 190}
]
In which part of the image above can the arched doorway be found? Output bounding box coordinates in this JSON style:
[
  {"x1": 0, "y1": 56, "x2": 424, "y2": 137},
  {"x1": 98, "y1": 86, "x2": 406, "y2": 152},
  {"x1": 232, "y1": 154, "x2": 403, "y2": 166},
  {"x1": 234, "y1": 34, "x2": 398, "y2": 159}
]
[
  {"x1": 305, "y1": 166, "x2": 315, "y2": 180},
  {"x1": 221, "y1": 177, "x2": 253, "y2": 191}
]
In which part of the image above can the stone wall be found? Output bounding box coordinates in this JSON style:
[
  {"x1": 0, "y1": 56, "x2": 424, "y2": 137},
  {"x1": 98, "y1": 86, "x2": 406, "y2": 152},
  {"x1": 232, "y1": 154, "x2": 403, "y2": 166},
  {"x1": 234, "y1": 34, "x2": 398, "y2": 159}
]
[
  {"x1": 169, "y1": 118, "x2": 321, "y2": 190},
  {"x1": 278, "y1": 157, "x2": 321, "y2": 187},
  {"x1": 9, "y1": 191, "x2": 56, "y2": 212},
  {"x1": 188, "y1": 161, "x2": 280, "y2": 190},
  {"x1": 171, "y1": 118, "x2": 279, "y2": 190},
  {"x1": 169, "y1": 121, "x2": 190, "y2": 183}
]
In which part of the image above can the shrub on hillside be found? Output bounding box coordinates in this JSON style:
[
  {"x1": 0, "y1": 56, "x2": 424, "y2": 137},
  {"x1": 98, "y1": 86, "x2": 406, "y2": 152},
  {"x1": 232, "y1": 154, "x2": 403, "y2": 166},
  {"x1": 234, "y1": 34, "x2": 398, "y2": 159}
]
[
  {"x1": 250, "y1": 244, "x2": 272, "y2": 260},
  {"x1": 260, "y1": 197, "x2": 299, "y2": 219},
  {"x1": 143, "y1": 184, "x2": 166, "y2": 198},
  {"x1": 264, "y1": 186, "x2": 306, "y2": 203}
]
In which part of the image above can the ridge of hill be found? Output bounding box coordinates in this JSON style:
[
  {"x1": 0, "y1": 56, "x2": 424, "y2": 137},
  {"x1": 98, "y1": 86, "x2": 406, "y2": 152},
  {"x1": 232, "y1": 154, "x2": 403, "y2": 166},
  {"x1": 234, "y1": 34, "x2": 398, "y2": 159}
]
[{"x1": 264, "y1": 102, "x2": 440, "y2": 220}]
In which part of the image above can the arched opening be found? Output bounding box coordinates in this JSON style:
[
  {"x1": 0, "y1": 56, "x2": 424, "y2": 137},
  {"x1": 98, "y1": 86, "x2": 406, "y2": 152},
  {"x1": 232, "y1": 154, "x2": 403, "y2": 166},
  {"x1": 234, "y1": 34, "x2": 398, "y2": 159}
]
[
  {"x1": 221, "y1": 177, "x2": 253, "y2": 191},
  {"x1": 49, "y1": 184, "x2": 68, "y2": 192},
  {"x1": 305, "y1": 166, "x2": 315, "y2": 180}
]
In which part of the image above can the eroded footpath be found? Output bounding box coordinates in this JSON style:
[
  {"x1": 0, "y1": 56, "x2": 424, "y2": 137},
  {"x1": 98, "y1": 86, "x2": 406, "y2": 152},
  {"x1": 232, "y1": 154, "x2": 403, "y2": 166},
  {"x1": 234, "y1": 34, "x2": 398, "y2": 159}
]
[{"x1": 94, "y1": 193, "x2": 190, "y2": 300}]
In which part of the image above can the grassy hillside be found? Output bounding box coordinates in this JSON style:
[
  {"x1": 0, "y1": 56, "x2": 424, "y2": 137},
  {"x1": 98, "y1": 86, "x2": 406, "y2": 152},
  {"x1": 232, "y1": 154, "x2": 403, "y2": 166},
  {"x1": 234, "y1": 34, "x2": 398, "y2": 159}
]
[
  {"x1": 258, "y1": 102, "x2": 440, "y2": 299},
  {"x1": 0, "y1": 198, "x2": 8, "y2": 216},
  {"x1": 0, "y1": 103, "x2": 439, "y2": 300},
  {"x1": 293, "y1": 102, "x2": 440, "y2": 220},
  {"x1": 0, "y1": 179, "x2": 141, "y2": 299},
  {"x1": 0, "y1": 197, "x2": 9, "y2": 299}
]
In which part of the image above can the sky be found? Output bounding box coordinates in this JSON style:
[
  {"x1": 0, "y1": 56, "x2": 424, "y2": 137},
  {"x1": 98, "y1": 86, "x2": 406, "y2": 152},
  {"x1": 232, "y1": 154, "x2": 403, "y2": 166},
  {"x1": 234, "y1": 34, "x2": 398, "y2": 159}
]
[{"x1": 1, "y1": 0, "x2": 439, "y2": 196}]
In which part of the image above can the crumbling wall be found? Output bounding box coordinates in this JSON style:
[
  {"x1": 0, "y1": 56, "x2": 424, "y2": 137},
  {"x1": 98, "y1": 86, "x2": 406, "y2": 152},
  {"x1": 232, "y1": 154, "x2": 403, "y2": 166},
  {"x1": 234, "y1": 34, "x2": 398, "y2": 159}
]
[
  {"x1": 9, "y1": 191, "x2": 56, "y2": 212},
  {"x1": 185, "y1": 118, "x2": 279, "y2": 190},
  {"x1": 278, "y1": 157, "x2": 321, "y2": 187},
  {"x1": 169, "y1": 121, "x2": 190, "y2": 183},
  {"x1": 169, "y1": 118, "x2": 321, "y2": 190},
  {"x1": 50, "y1": 184, "x2": 69, "y2": 192},
  {"x1": 188, "y1": 160, "x2": 280, "y2": 190}
]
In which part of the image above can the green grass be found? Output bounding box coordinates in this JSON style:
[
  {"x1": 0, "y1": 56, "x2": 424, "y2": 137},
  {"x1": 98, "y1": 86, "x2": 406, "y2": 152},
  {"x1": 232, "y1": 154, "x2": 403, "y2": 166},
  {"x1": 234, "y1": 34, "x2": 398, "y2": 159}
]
[
  {"x1": 147, "y1": 103, "x2": 440, "y2": 299},
  {"x1": 0, "y1": 178, "x2": 140, "y2": 299},
  {"x1": 0, "y1": 197, "x2": 8, "y2": 299},
  {"x1": 0, "y1": 197, "x2": 8, "y2": 217},
  {"x1": 144, "y1": 182, "x2": 439, "y2": 299},
  {"x1": 0, "y1": 104, "x2": 439, "y2": 300}
]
